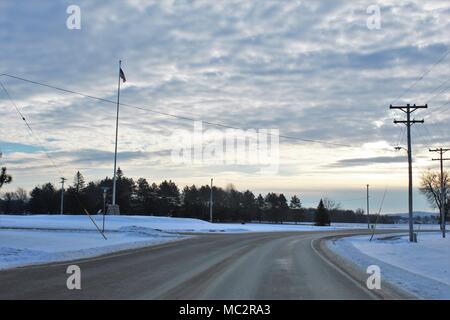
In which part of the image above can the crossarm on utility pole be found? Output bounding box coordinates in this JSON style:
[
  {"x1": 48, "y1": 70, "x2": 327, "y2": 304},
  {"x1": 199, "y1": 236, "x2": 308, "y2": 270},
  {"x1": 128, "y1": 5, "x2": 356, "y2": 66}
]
[
  {"x1": 390, "y1": 104, "x2": 428, "y2": 113},
  {"x1": 394, "y1": 120, "x2": 424, "y2": 124}
]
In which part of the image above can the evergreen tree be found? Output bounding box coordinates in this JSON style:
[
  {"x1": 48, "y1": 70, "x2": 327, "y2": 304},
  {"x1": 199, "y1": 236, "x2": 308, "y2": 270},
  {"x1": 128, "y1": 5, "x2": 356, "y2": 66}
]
[
  {"x1": 289, "y1": 195, "x2": 302, "y2": 209},
  {"x1": 158, "y1": 180, "x2": 180, "y2": 216},
  {"x1": 182, "y1": 185, "x2": 203, "y2": 219},
  {"x1": 0, "y1": 167, "x2": 12, "y2": 189},
  {"x1": 73, "y1": 171, "x2": 86, "y2": 193},
  {"x1": 115, "y1": 168, "x2": 136, "y2": 214},
  {"x1": 226, "y1": 187, "x2": 243, "y2": 221},
  {"x1": 264, "y1": 193, "x2": 280, "y2": 223},
  {"x1": 278, "y1": 194, "x2": 289, "y2": 223},
  {"x1": 82, "y1": 181, "x2": 103, "y2": 213},
  {"x1": 314, "y1": 199, "x2": 330, "y2": 226},
  {"x1": 29, "y1": 183, "x2": 59, "y2": 214},
  {"x1": 135, "y1": 178, "x2": 158, "y2": 214},
  {"x1": 241, "y1": 190, "x2": 256, "y2": 222},
  {"x1": 256, "y1": 194, "x2": 265, "y2": 222}
]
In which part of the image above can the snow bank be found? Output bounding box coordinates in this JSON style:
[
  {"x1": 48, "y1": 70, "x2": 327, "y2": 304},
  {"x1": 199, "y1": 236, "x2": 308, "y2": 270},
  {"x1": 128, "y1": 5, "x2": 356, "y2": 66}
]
[
  {"x1": 327, "y1": 232, "x2": 450, "y2": 299},
  {"x1": 0, "y1": 214, "x2": 432, "y2": 233},
  {"x1": 0, "y1": 227, "x2": 185, "y2": 270},
  {"x1": 0, "y1": 214, "x2": 437, "y2": 271}
]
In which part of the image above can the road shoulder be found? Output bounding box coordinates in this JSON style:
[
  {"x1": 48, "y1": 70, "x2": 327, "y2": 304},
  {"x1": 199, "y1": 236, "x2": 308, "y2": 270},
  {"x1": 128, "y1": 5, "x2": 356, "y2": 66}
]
[{"x1": 313, "y1": 232, "x2": 415, "y2": 300}]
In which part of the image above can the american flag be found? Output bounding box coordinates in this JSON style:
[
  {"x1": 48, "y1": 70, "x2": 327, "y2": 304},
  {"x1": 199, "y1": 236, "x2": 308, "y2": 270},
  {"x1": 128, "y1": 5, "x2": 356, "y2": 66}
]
[{"x1": 119, "y1": 68, "x2": 126, "y2": 83}]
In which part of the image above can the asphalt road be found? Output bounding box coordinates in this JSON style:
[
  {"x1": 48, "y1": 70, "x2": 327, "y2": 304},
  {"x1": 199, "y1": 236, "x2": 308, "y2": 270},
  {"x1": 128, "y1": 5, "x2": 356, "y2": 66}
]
[{"x1": 0, "y1": 230, "x2": 398, "y2": 300}]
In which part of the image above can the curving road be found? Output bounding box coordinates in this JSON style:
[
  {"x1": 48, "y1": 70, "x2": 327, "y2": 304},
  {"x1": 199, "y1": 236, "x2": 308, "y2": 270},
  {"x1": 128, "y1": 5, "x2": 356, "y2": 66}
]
[{"x1": 0, "y1": 230, "x2": 402, "y2": 300}]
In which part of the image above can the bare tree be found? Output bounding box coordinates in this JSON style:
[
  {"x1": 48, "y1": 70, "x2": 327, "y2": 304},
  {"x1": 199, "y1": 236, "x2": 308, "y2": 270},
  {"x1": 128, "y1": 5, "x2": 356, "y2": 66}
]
[
  {"x1": 2, "y1": 187, "x2": 28, "y2": 214},
  {"x1": 15, "y1": 187, "x2": 28, "y2": 203},
  {"x1": 419, "y1": 169, "x2": 449, "y2": 228},
  {"x1": 322, "y1": 198, "x2": 341, "y2": 211},
  {"x1": 322, "y1": 198, "x2": 341, "y2": 223}
]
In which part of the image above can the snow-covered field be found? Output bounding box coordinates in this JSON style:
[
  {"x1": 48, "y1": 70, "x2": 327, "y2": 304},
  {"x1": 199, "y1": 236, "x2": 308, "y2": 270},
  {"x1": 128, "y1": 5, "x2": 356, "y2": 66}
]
[
  {"x1": 327, "y1": 232, "x2": 450, "y2": 299},
  {"x1": 0, "y1": 214, "x2": 436, "y2": 271},
  {"x1": 0, "y1": 214, "x2": 435, "y2": 233}
]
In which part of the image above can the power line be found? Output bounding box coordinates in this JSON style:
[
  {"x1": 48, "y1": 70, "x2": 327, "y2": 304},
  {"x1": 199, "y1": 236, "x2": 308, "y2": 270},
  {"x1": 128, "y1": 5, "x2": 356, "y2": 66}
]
[
  {"x1": 0, "y1": 81, "x2": 59, "y2": 170},
  {"x1": 391, "y1": 48, "x2": 450, "y2": 105},
  {"x1": 425, "y1": 100, "x2": 450, "y2": 120},
  {"x1": 370, "y1": 186, "x2": 388, "y2": 241},
  {"x1": 424, "y1": 78, "x2": 450, "y2": 103},
  {"x1": 420, "y1": 124, "x2": 435, "y2": 146},
  {"x1": 396, "y1": 125, "x2": 406, "y2": 147},
  {"x1": 0, "y1": 73, "x2": 352, "y2": 148},
  {"x1": 389, "y1": 60, "x2": 450, "y2": 172},
  {"x1": 3, "y1": 49, "x2": 449, "y2": 151},
  {"x1": 333, "y1": 197, "x2": 367, "y2": 203},
  {"x1": 388, "y1": 48, "x2": 450, "y2": 148},
  {"x1": 412, "y1": 123, "x2": 432, "y2": 147},
  {"x1": 0, "y1": 80, "x2": 107, "y2": 239},
  {"x1": 427, "y1": 88, "x2": 450, "y2": 107},
  {"x1": 416, "y1": 99, "x2": 450, "y2": 144},
  {"x1": 301, "y1": 197, "x2": 366, "y2": 206}
]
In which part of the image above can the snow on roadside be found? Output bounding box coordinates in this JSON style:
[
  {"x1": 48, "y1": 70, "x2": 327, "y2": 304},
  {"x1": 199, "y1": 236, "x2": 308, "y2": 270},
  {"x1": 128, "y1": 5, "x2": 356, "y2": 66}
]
[
  {"x1": 0, "y1": 227, "x2": 185, "y2": 270},
  {"x1": 0, "y1": 214, "x2": 437, "y2": 271},
  {"x1": 0, "y1": 214, "x2": 435, "y2": 233},
  {"x1": 327, "y1": 232, "x2": 450, "y2": 299},
  {"x1": 0, "y1": 214, "x2": 326, "y2": 233}
]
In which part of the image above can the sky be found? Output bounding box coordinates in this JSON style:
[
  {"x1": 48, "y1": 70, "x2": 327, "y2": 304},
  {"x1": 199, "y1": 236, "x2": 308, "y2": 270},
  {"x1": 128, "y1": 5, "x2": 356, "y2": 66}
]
[{"x1": 0, "y1": 0, "x2": 449, "y2": 213}]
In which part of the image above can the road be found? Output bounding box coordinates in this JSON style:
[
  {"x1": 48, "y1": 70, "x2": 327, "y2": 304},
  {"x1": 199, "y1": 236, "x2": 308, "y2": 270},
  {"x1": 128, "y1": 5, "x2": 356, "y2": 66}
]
[{"x1": 0, "y1": 230, "x2": 401, "y2": 299}]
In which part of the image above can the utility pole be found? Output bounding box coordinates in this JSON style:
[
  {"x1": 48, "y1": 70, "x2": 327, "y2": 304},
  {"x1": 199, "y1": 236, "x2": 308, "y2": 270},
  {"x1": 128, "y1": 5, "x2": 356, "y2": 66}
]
[
  {"x1": 210, "y1": 178, "x2": 213, "y2": 223},
  {"x1": 390, "y1": 103, "x2": 427, "y2": 242},
  {"x1": 429, "y1": 147, "x2": 450, "y2": 238},
  {"x1": 60, "y1": 177, "x2": 66, "y2": 215},
  {"x1": 366, "y1": 184, "x2": 370, "y2": 229}
]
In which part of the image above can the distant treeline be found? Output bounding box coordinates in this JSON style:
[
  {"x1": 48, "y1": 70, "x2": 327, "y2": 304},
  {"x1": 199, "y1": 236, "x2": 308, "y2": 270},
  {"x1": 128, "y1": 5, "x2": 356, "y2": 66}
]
[{"x1": 0, "y1": 169, "x2": 397, "y2": 224}]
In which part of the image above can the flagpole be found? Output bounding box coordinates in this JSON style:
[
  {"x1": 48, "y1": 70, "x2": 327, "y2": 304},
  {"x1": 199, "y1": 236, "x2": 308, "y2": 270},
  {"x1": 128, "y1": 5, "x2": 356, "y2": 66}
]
[{"x1": 112, "y1": 60, "x2": 122, "y2": 207}]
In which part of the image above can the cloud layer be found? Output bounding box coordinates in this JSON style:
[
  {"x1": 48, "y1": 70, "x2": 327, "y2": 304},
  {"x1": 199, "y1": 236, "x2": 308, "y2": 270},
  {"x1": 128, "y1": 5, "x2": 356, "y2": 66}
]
[{"x1": 0, "y1": 0, "x2": 449, "y2": 212}]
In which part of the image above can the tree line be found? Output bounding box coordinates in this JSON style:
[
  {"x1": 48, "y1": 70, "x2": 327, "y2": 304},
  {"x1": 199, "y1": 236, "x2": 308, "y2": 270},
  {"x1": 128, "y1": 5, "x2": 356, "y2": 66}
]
[
  {"x1": 7, "y1": 167, "x2": 448, "y2": 225},
  {"x1": 0, "y1": 168, "x2": 400, "y2": 225}
]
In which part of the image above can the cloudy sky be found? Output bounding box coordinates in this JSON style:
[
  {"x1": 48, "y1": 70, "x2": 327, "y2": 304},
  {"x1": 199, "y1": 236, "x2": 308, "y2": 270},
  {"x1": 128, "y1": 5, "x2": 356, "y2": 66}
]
[{"x1": 0, "y1": 0, "x2": 449, "y2": 213}]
